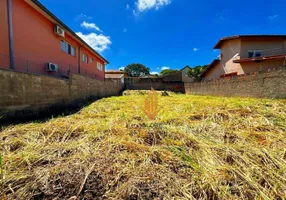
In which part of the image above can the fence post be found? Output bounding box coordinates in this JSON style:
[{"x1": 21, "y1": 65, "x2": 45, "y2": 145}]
[{"x1": 26, "y1": 61, "x2": 29, "y2": 72}]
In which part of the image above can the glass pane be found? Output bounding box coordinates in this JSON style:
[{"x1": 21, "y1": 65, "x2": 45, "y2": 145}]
[
  {"x1": 248, "y1": 52, "x2": 254, "y2": 58},
  {"x1": 255, "y1": 52, "x2": 262, "y2": 57},
  {"x1": 97, "y1": 63, "x2": 102, "y2": 70},
  {"x1": 71, "y1": 47, "x2": 75, "y2": 56},
  {"x1": 68, "y1": 45, "x2": 71, "y2": 54},
  {"x1": 61, "y1": 41, "x2": 66, "y2": 51}
]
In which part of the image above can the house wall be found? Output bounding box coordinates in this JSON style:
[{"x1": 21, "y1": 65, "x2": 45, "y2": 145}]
[
  {"x1": 185, "y1": 67, "x2": 286, "y2": 99},
  {"x1": 204, "y1": 39, "x2": 242, "y2": 80},
  {"x1": 80, "y1": 48, "x2": 105, "y2": 80},
  {"x1": 240, "y1": 58, "x2": 285, "y2": 73},
  {"x1": 0, "y1": 0, "x2": 105, "y2": 80},
  {"x1": 0, "y1": 0, "x2": 9, "y2": 57},
  {"x1": 240, "y1": 37, "x2": 285, "y2": 58},
  {"x1": 181, "y1": 67, "x2": 193, "y2": 82},
  {"x1": 0, "y1": 69, "x2": 123, "y2": 121},
  {"x1": 0, "y1": 0, "x2": 11, "y2": 70},
  {"x1": 203, "y1": 37, "x2": 286, "y2": 80}
]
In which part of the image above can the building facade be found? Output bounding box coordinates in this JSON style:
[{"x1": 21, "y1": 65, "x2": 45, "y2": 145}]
[
  {"x1": 0, "y1": 0, "x2": 108, "y2": 80},
  {"x1": 105, "y1": 70, "x2": 128, "y2": 84},
  {"x1": 201, "y1": 35, "x2": 286, "y2": 80}
]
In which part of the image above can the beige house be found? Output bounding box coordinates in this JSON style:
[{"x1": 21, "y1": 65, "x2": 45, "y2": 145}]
[
  {"x1": 201, "y1": 35, "x2": 286, "y2": 80},
  {"x1": 105, "y1": 70, "x2": 128, "y2": 84},
  {"x1": 161, "y1": 66, "x2": 194, "y2": 83}
]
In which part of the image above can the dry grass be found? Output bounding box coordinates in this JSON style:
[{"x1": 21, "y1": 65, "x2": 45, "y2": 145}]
[{"x1": 0, "y1": 91, "x2": 286, "y2": 200}]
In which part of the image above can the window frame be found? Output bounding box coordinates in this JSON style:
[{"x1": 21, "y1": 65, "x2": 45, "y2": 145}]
[
  {"x1": 82, "y1": 53, "x2": 88, "y2": 64},
  {"x1": 248, "y1": 50, "x2": 263, "y2": 58},
  {"x1": 61, "y1": 40, "x2": 75, "y2": 57},
  {"x1": 97, "y1": 62, "x2": 103, "y2": 71}
]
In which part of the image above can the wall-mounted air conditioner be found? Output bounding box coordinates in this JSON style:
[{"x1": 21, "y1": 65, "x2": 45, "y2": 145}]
[
  {"x1": 54, "y1": 25, "x2": 65, "y2": 37},
  {"x1": 46, "y1": 63, "x2": 59, "y2": 72}
]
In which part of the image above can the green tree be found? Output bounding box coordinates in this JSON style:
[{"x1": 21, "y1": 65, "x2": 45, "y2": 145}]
[
  {"x1": 160, "y1": 69, "x2": 179, "y2": 76},
  {"x1": 187, "y1": 65, "x2": 208, "y2": 81},
  {"x1": 124, "y1": 63, "x2": 150, "y2": 77}
]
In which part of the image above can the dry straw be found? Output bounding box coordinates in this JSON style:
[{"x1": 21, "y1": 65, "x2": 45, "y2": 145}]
[{"x1": 0, "y1": 91, "x2": 285, "y2": 199}]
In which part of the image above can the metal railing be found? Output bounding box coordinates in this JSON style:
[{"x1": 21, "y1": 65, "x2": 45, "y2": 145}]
[
  {"x1": 0, "y1": 53, "x2": 99, "y2": 80},
  {"x1": 261, "y1": 47, "x2": 286, "y2": 57}
]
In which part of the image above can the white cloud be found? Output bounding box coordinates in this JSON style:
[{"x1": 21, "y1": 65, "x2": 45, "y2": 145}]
[
  {"x1": 123, "y1": 28, "x2": 128, "y2": 33},
  {"x1": 76, "y1": 32, "x2": 111, "y2": 53},
  {"x1": 133, "y1": 10, "x2": 140, "y2": 17},
  {"x1": 161, "y1": 66, "x2": 170, "y2": 70},
  {"x1": 193, "y1": 48, "x2": 199, "y2": 52},
  {"x1": 81, "y1": 21, "x2": 102, "y2": 32},
  {"x1": 151, "y1": 72, "x2": 159, "y2": 75},
  {"x1": 135, "y1": 0, "x2": 171, "y2": 13},
  {"x1": 74, "y1": 13, "x2": 92, "y2": 21},
  {"x1": 268, "y1": 14, "x2": 278, "y2": 20},
  {"x1": 119, "y1": 67, "x2": 125, "y2": 71},
  {"x1": 126, "y1": 4, "x2": 130, "y2": 10}
]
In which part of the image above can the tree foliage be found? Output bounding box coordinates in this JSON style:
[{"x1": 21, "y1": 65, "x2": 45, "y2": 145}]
[
  {"x1": 160, "y1": 69, "x2": 179, "y2": 76},
  {"x1": 187, "y1": 65, "x2": 208, "y2": 81},
  {"x1": 124, "y1": 63, "x2": 150, "y2": 77}
]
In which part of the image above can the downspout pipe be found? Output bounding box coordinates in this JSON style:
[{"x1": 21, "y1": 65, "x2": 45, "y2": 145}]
[
  {"x1": 78, "y1": 46, "x2": 81, "y2": 73},
  {"x1": 7, "y1": 0, "x2": 15, "y2": 70}
]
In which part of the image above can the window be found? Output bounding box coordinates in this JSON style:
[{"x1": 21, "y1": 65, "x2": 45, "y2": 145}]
[
  {"x1": 97, "y1": 62, "x2": 103, "y2": 71},
  {"x1": 61, "y1": 40, "x2": 75, "y2": 56},
  {"x1": 248, "y1": 50, "x2": 262, "y2": 58},
  {"x1": 83, "y1": 54, "x2": 88, "y2": 64},
  {"x1": 90, "y1": 58, "x2": 94, "y2": 63}
]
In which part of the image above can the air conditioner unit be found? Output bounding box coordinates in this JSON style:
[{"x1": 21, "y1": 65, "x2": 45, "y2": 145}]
[
  {"x1": 46, "y1": 63, "x2": 59, "y2": 72},
  {"x1": 54, "y1": 25, "x2": 65, "y2": 37}
]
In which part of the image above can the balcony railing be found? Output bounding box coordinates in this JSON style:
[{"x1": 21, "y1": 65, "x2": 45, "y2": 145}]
[
  {"x1": 261, "y1": 47, "x2": 286, "y2": 57},
  {"x1": 241, "y1": 47, "x2": 286, "y2": 59}
]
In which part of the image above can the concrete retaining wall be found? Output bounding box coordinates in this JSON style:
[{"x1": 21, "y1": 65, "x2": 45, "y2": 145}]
[{"x1": 185, "y1": 67, "x2": 286, "y2": 98}]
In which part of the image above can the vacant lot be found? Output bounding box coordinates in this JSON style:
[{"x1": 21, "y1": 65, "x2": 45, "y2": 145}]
[{"x1": 1, "y1": 91, "x2": 285, "y2": 199}]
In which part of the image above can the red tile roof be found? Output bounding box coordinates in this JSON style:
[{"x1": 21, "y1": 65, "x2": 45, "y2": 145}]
[
  {"x1": 105, "y1": 74, "x2": 125, "y2": 79},
  {"x1": 214, "y1": 35, "x2": 286, "y2": 49}
]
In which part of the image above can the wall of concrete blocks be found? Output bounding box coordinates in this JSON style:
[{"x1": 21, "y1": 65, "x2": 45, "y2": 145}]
[
  {"x1": 185, "y1": 67, "x2": 286, "y2": 99},
  {"x1": 0, "y1": 69, "x2": 124, "y2": 121}
]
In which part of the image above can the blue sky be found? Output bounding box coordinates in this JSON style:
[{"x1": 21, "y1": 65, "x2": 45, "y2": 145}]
[{"x1": 40, "y1": 0, "x2": 285, "y2": 74}]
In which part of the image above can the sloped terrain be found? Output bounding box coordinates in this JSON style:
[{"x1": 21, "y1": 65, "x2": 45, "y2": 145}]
[{"x1": 0, "y1": 91, "x2": 285, "y2": 199}]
